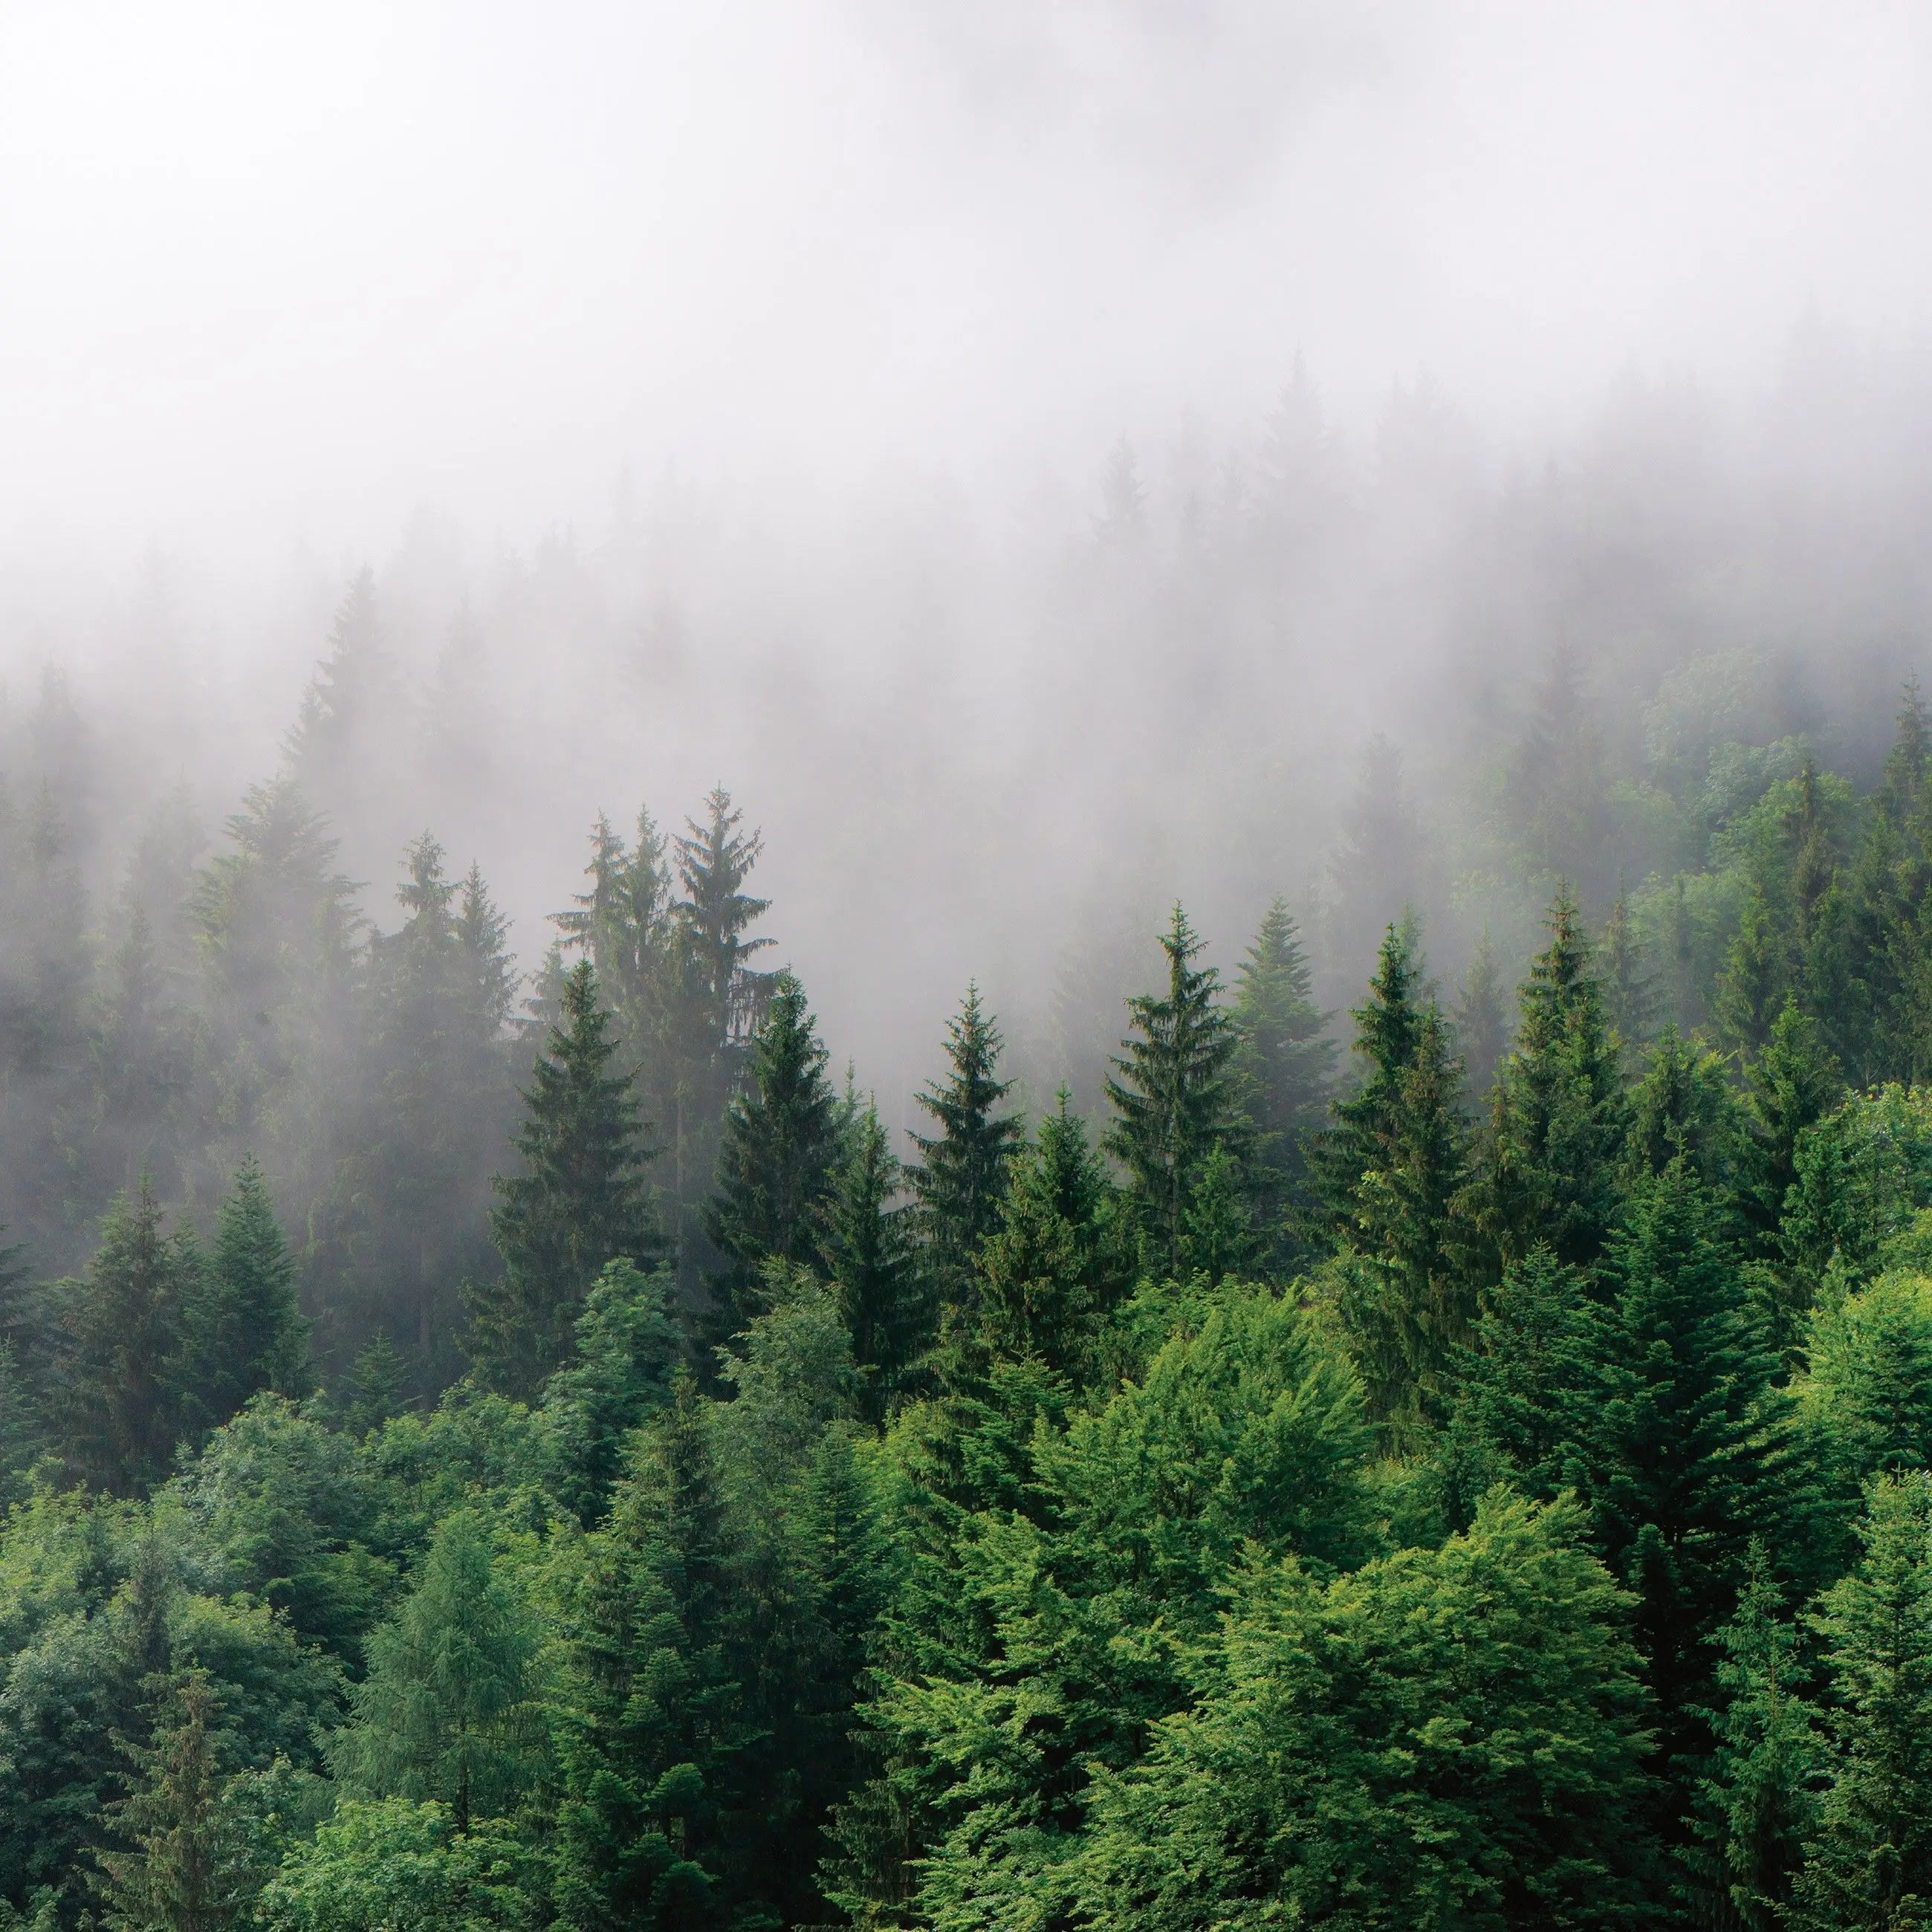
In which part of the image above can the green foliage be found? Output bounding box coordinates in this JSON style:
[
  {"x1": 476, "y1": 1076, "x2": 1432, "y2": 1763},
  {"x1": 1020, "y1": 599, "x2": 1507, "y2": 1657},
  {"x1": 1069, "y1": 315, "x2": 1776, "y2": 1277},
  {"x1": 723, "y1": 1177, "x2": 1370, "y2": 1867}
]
[
  {"x1": 822, "y1": 1104, "x2": 925, "y2": 1419},
  {"x1": 706, "y1": 969, "x2": 840, "y2": 1329},
  {"x1": 469, "y1": 962, "x2": 659, "y2": 1398},
  {"x1": 331, "y1": 1512, "x2": 545, "y2": 1833},
  {"x1": 1104, "y1": 905, "x2": 1248, "y2": 1276},
  {"x1": 176, "y1": 1156, "x2": 312, "y2": 1442},
  {"x1": 1079, "y1": 1491, "x2": 1655, "y2": 1931},
  {"x1": 1792, "y1": 1473, "x2": 1932, "y2": 1931},
  {"x1": 1477, "y1": 884, "x2": 1628, "y2": 1271},
  {"x1": 909, "y1": 986, "x2": 1022, "y2": 1306},
  {"x1": 259, "y1": 1798, "x2": 542, "y2": 1932}
]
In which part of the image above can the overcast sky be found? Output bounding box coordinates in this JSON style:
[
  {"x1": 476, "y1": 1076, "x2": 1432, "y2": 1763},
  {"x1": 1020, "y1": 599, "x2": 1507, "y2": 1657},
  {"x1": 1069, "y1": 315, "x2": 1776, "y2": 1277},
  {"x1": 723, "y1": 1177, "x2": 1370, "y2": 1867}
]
[{"x1": 4, "y1": 0, "x2": 1931, "y2": 559}]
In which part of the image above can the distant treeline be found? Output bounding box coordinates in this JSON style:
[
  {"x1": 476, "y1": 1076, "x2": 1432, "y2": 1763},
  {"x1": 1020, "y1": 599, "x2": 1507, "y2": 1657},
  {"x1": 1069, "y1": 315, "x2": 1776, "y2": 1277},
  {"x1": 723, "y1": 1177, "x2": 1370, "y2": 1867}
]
[{"x1": 8, "y1": 593, "x2": 1932, "y2": 1923}]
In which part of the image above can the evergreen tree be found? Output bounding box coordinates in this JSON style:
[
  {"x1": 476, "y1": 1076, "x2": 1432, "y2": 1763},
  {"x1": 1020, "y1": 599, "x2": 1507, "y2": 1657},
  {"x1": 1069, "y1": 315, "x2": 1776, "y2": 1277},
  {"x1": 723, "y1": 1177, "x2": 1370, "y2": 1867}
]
[
  {"x1": 60, "y1": 1179, "x2": 196, "y2": 1494},
  {"x1": 1306, "y1": 921, "x2": 1427, "y2": 1243},
  {"x1": 822, "y1": 1103, "x2": 924, "y2": 1420},
  {"x1": 333, "y1": 1512, "x2": 545, "y2": 1834},
  {"x1": 976, "y1": 1093, "x2": 1127, "y2": 1378},
  {"x1": 1792, "y1": 1472, "x2": 1932, "y2": 1931},
  {"x1": 1601, "y1": 881, "x2": 1662, "y2": 1048},
  {"x1": 1230, "y1": 899, "x2": 1334, "y2": 1261},
  {"x1": 907, "y1": 985, "x2": 1022, "y2": 1305},
  {"x1": 93, "y1": 1669, "x2": 247, "y2": 1932},
  {"x1": 1690, "y1": 1548, "x2": 1821, "y2": 1932},
  {"x1": 1740, "y1": 996, "x2": 1842, "y2": 1251},
  {"x1": 1624, "y1": 1023, "x2": 1744, "y2": 1194},
  {"x1": 468, "y1": 961, "x2": 659, "y2": 1398},
  {"x1": 1477, "y1": 884, "x2": 1628, "y2": 1272},
  {"x1": 175, "y1": 1155, "x2": 311, "y2": 1440},
  {"x1": 1104, "y1": 906, "x2": 1246, "y2": 1276},
  {"x1": 706, "y1": 970, "x2": 840, "y2": 1329},
  {"x1": 1587, "y1": 1161, "x2": 1795, "y2": 1793}
]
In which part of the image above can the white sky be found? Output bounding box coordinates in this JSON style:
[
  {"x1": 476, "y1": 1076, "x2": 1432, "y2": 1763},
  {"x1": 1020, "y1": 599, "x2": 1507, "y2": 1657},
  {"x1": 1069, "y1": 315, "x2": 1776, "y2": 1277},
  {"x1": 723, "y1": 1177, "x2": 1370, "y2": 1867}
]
[{"x1": 2, "y1": 1, "x2": 1931, "y2": 555}]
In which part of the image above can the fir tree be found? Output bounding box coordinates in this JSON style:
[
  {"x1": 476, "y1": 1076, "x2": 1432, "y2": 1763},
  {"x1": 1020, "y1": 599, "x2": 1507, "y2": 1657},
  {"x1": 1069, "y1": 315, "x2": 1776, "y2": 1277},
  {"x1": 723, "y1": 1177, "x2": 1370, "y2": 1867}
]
[
  {"x1": 908, "y1": 985, "x2": 1022, "y2": 1305},
  {"x1": 1104, "y1": 906, "x2": 1247, "y2": 1277},
  {"x1": 822, "y1": 1103, "x2": 924, "y2": 1420},
  {"x1": 1477, "y1": 884, "x2": 1627, "y2": 1272},
  {"x1": 1690, "y1": 1547, "x2": 1821, "y2": 1932},
  {"x1": 1306, "y1": 921, "x2": 1427, "y2": 1245},
  {"x1": 1740, "y1": 996, "x2": 1842, "y2": 1251},
  {"x1": 60, "y1": 1179, "x2": 195, "y2": 1494},
  {"x1": 1601, "y1": 881, "x2": 1662, "y2": 1048},
  {"x1": 93, "y1": 1670, "x2": 247, "y2": 1932},
  {"x1": 976, "y1": 1094, "x2": 1125, "y2": 1378},
  {"x1": 1624, "y1": 1024, "x2": 1743, "y2": 1193},
  {"x1": 707, "y1": 970, "x2": 841, "y2": 1329},
  {"x1": 468, "y1": 961, "x2": 659, "y2": 1398},
  {"x1": 175, "y1": 1155, "x2": 311, "y2": 1440},
  {"x1": 1231, "y1": 899, "x2": 1334, "y2": 1262},
  {"x1": 1792, "y1": 1472, "x2": 1932, "y2": 1931}
]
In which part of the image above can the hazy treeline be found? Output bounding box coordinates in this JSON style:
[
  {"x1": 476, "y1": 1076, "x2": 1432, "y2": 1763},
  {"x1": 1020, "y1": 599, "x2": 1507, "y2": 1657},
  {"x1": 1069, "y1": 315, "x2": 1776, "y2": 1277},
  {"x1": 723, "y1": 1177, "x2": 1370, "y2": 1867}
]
[{"x1": 4, "y1": 544, "x2": 1932, "y2": 1921}]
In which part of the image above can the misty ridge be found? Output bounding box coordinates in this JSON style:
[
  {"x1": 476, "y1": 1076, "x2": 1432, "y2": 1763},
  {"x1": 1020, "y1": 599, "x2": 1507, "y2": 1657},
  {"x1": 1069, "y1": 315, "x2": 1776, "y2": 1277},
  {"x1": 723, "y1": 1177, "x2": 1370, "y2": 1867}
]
[{"x1": 16, "y1": 5, "x2": 1932, "y2": 1929}]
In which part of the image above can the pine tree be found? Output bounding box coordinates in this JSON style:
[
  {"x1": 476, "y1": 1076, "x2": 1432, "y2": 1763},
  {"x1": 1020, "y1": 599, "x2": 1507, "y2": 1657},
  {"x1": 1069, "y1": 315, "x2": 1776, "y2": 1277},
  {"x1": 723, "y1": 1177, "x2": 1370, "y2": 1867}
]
[
  {"x1": 1104, "y1": 906, "x2": 1246, "y2": 1277},
  {"x1": 707, "y1": 970, "x2": 841, "y2": 1329},
  {"x1": 823, "y1": 1103, "x2": 924, "y2": 1420},
  {"x1": 175, "y1": 1155, "x2": 311, "y2": 1439},
  {"x1": 1624, "y1": 1023, "x2": 1743, "y2": 1193},
  {"x1": 673, "y1": 785, "x2": 774, "y2": 1084},
  {"x1": 1231, "y1": 900, "x2": 1334, "y2": 1262},
  {"x1": 1792, "y1": 1472, "x2": 1932, "y2": 1931},
  {"x1": 908, "y1": 986, "x2": 1022, "y2": 1306},
  {"x1": 468, "y1": 961, "x2": 659, "y2": 1398},
  {"x1": 1690, "y1": 1548, "x2": 1821, "y2": 1932},
  {"x1": 94, "y1": 1669, "x2": 247, "y2": 1932},
  {"x1": 60, "y1": 1179, "x2": 195, "y2": 1494},
  {"x1": 1477, "y1": 884, "x2": 1628, "y2": 1271}
]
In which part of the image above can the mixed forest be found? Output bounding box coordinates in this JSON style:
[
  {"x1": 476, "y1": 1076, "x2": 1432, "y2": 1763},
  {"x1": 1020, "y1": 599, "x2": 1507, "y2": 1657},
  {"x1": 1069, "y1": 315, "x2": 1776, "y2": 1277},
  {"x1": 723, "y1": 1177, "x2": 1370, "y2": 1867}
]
[{"x1": 9, "y1": 567, "x2": 1932, "y2": 1930}]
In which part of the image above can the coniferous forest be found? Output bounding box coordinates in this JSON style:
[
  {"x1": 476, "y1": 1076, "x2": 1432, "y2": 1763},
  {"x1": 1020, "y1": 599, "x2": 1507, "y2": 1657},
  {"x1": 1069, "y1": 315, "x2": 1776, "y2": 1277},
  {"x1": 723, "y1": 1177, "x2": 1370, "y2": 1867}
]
[{"x1": 3, "y1": 560, "x2": 1932, "y2": 1932}]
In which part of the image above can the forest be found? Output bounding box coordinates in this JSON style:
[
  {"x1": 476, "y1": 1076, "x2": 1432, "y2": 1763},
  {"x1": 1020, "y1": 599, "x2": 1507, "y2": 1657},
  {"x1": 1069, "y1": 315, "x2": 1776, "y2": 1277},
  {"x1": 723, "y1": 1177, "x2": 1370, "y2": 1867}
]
[{"x1": 0, "y1": 558, "x2": 1929, "y2": 1932}]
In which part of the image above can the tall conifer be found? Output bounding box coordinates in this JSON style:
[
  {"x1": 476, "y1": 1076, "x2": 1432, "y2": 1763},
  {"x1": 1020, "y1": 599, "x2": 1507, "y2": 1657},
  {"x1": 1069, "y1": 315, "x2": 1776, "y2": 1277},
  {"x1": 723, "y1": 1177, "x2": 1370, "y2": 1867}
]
[{"x1": 469, "y1": 962, "x2": 658, "y2": 1396}]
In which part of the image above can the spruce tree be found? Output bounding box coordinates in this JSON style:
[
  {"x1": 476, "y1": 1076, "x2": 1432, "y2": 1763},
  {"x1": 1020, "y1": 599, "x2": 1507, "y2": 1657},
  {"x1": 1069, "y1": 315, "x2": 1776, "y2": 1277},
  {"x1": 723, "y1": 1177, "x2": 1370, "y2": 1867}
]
[
  {"x1": 93, "y1": 1669, "x2": 246, "y2": 1932},
  {"x1": 1305, "y1": 921, "x2": 1427, "y2": 1245},
  {"x1": 1104, "y1": 905, "x2": 1246, "y2": 1277},
  {"x1": 1690, "y1": 1548, "x2": 1821, "y2": 1932},
  {"x1": 707, "y1": 970, "x2": 840, "y2": 1329},
  {"x1": 1740, "y1": 996, "x2": 1841, "y2": 1251},
  {"x1": 175, "y1": 1155, "x2": 311, "y2": 1439},
  {"x1": 468, "y1": 961, "x2": 659, "y2": 1398},
  {"x1": 976, "y1": 1094, "x2": 1126, "y2": 1378},
  {"x1": 1587, "y1": 1160, "x2": 1795, "y2": 1791},
  {"x1": 1792, "y1": 1472, "x2": 1932, "y2": 1931},
  {"x1": 1231, "y1": 899, "x2": 1334, "y2": 1262},
  {"x1": 1624, "y1": 1023, "x2": 1744, "y2": 1194},
  {"x1": 908, "y1": 985, "x2": 1022, "y2": 1306},
  {"x1": 822, "y1": 1103, "x2": 924, "y2": 1419},
  {"x1": 1477, "y1": 884, "x2": 1627, "y2": 1271},
  {"x1": 1601, "y1": 881, "x2": 1662, "y2": 1048},
  {"x1": 61, "y1": 1178, "x2": 195, "y2": 1494}
]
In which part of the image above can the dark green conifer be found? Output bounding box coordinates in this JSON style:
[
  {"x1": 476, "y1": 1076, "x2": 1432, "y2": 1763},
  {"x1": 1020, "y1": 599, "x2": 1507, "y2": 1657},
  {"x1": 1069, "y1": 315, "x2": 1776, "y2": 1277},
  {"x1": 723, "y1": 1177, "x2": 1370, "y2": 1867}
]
[
  {"x1": 1453, "y1": 929, "x2": 1508, "y2": 1101},
  {"x1": 175, "y1": 1154, "x2": 311, "y2": 1439},
  {"x1": 822, "y1": 1103, "x2": 924, "y2": 1420},
  {"x1": 1231, "y1": 899, "x2": 1334, "y2": 1261},
  {"x1": 1104, "y1": 906, "x2": 1247, "y2": 1276},
  {"x1": 707, "y1": 970, "x2": 840, "y2": 1327},
  {"x1": 468, "y1": 961, "x2": 659, "y2": 1398},
  {"x1": 908, "y1": 985, "x2": 1022, "y2": 1305},
  {"x1": 1476, "y1": 885, "x2": 1627, "y2": 1271}
]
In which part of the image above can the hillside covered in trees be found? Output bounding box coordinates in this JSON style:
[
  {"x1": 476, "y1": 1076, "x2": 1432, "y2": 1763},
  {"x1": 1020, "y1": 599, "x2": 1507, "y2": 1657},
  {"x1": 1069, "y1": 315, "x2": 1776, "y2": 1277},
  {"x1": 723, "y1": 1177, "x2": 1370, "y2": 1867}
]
[{"x1": 6, "y1": 591, "x2": 1932, "y2": 1929}]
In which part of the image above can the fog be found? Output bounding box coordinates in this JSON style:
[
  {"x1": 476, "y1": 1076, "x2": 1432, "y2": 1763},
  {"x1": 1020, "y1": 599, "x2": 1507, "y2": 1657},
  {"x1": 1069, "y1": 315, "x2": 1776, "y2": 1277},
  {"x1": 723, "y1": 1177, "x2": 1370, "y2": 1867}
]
[{"x1": 5, "y1": 0, "x2": 1932, "y2": 1125}]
